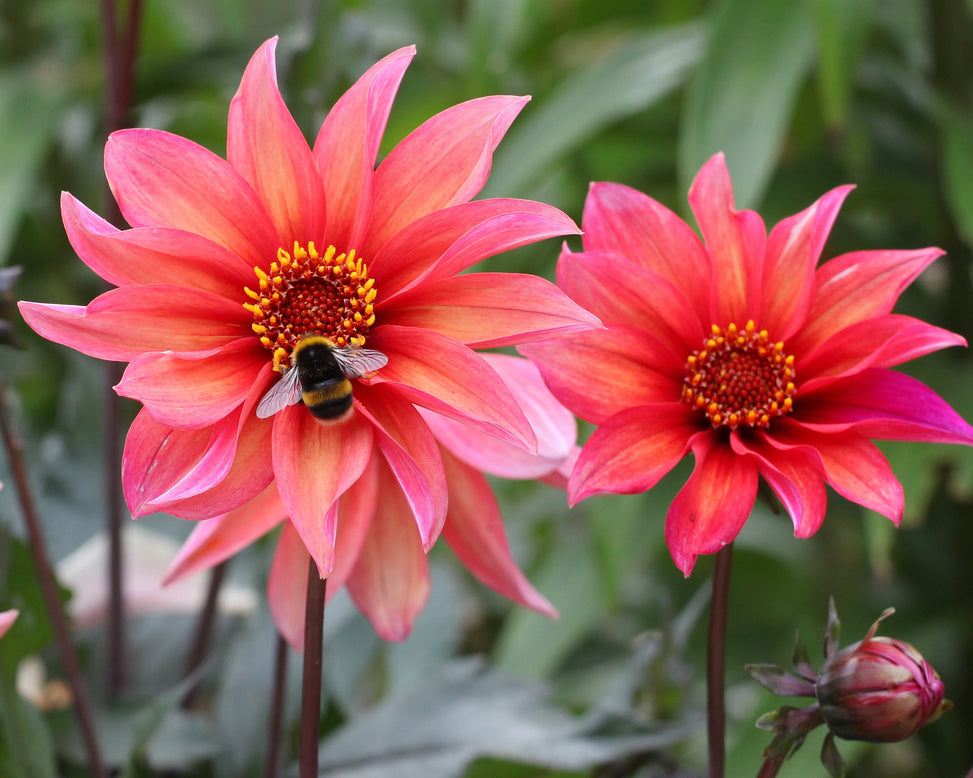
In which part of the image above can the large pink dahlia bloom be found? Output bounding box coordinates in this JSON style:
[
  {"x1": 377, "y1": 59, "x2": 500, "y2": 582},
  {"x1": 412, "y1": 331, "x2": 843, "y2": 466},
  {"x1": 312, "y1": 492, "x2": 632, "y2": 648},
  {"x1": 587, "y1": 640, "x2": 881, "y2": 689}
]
[
  {"x1": 19, "y1": 38, "x2": 597, "y2": 638},
  {"x1": 522, "y1": 153, "x2": 973, "y2": 575}
]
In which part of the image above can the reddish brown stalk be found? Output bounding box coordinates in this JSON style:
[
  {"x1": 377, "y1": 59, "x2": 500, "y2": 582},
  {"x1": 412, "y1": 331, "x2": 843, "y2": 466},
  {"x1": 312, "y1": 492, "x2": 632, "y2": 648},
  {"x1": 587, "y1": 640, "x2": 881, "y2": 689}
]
[
  {"x1": 707, "y1": 543, "x2": 733, "y2": 778},
  {"x1": 756, "y1": 753, "x2": 786, "y2": 778},
  {"x1": 97, "y1": 0, "x2": 143, "y2": 699},
  {"x1": 180, "y1": 561, "x2": 228, "y2": 709},
  {"x1": 300, "y1": 560, "x2": 327, "y2": 778},
  {"x1": 264, "y1": 633, "x2": 289, "y2": 778},
  {"x1": 0, "y1": 377, "x2": 109, "y2": 778}
]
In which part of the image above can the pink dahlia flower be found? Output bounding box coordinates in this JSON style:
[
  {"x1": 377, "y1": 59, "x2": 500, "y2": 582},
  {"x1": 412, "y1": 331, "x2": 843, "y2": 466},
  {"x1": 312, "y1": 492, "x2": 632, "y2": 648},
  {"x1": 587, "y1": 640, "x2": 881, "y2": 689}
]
[
  {"x1": 19, "y1": 38, "x2": 597, "y2": 639},
  {"x1": 521, "y1": 152, "x2": 973, "y2": 575},
  {"x1": 0, "y1": 608, "x2": 17, "y2": 640}
]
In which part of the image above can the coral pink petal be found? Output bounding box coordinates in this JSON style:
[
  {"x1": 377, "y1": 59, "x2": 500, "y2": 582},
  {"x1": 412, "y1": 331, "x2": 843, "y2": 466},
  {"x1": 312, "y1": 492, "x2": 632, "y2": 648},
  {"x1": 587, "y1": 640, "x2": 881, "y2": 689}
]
[
  {"x1": 354, "y1": 383, "x2": 447, "y2": 549},
  {"x1": 268, "y1": 520, "x2": 313, "y2": 651},
  {"x1": 105, "y1": 129, "x2": 278, "y2": 268},
  {"x1": 324, "y1": 454, "x2": 380, "y2": 602},
  {"x1": 556, "y1": 248, "x2": 704, "y2": 355},
  {"x1": 228, "y1": 38, "x2": 326, "y2": 242},
  {"x1": 272, "y1": 407, "x2": 373, "y2": 576},
  {"x1": 61, "y1": 193, "x2": 254, "y2": 297},
  {"x1": 789, "y1": 248, "x2": 943, "y2": 356},
  {"x1": 768, "y1": 420, "x2": 904, "y2": 523},
  {"x1": 374, "y1": 199, "x2": 578, "y2": 300},
  {"x1": 163, "y1": 483, "x2": 286, "y2": 585},
  {"x1": 687, "y1": 153, "x2": 766, "y2": 325},
  {"x1": 314, "y1": 46, "x2": 414, "y2": 251},
  {"x1": 797, "y1": 368, "x2": 973, "y2": 444},
  {"x1": 423, "y1": 353, "x2": 576, "y2": 480},
  {"x1": 730, "y1": 432, "x2": 828, "y2": 538},
  {"x1": 18, "y1": 286, "x2": 249, "y2": 361},
  {"x1": 368, "y1": 325, "x2": 534, "y2": 450},
  {"x1": 582, "y1": 181, "x2": 712, "y2": 315},
  {"x1": 799, "y1": 315, "x2": 967, "y2": 389},
  {"x1": 569, "y1": 403, "x2": 698, "y2": 505},
  {"x1": 116, "y1": 338, "x2": 266, "y2": 430},
  {"x1": 520, "y1": 325, "x2": 684, "y2": 425},
  {"x1": 762, "y1": 186, "x2": 854, "y2": 340},
  {"x1": 380, "y1": 271, "x2": 600, "y2": 348},
  {"x1": 0, "y1": 610, "x2": 18, "y2": 639},
  {"x1": 665, "y1": 433, "x2": 760, "y2": 576},
  {"x1": 344, "y1": 461, "x2": 431, "y2": 642},
  {"x1": 366, "y1": 95, "x2": 529, "y2": 253},
  {"x1": 441, "y1": 449, "x2": 557, "y2": 618}
]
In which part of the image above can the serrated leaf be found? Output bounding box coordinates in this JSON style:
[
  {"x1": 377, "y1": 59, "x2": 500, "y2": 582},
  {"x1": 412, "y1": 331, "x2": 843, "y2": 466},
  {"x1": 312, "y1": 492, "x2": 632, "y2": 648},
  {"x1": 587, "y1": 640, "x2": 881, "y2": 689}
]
[{"x1": 678, "y1": 0, "x2": 816, "y2": 209}]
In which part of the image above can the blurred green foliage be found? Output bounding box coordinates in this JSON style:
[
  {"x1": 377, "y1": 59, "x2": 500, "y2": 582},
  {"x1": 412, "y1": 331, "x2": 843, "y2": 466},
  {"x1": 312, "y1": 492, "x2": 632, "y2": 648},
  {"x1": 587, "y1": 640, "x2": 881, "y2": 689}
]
[{"x1": 2, "y1": 0, "x2": 973, "y2": 776}]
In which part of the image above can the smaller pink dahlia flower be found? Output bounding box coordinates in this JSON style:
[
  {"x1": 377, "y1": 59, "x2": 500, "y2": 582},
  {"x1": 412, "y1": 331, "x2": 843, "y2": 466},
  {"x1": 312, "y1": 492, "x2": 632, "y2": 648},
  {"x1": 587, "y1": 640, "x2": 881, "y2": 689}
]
[
  {"x1": 18, "y1": 38, "x2": 597, "y2": 639},
  {"x1": 522, "y1": 152, "x2": 973, "y2": 575}
]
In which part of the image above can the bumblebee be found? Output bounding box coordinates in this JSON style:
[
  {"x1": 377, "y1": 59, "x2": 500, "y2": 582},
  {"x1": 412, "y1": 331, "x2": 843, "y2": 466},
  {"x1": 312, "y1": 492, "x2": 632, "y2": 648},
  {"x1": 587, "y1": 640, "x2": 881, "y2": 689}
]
[{"x1": 255, "y1": 335, "x2": 388, "y2": 423}]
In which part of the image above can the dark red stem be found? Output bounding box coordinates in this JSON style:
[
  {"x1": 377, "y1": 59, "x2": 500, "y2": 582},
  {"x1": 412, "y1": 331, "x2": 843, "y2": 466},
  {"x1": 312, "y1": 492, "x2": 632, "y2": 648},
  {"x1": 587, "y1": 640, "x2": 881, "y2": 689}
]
[
  {"x1": 707, "y1": 543, "x2": 734, "y2": 778},
  {"x1": 300, "y1": 559, "x2": 327, "y2": 778},
  {"x1": 181, "y1": 561, "x2": 228, "y2": 708},
  {"x1": 264, "y1": 632, "x2": 289, "y2": 778}
]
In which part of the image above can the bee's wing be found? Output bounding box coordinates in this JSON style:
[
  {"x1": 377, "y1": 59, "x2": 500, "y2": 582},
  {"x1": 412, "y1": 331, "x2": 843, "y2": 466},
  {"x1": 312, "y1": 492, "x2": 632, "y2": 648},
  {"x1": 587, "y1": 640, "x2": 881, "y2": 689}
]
[
  {"x1": 332, "y1": 347, "x2": 389, "y2": 378},
  {"x1": 255, "y1": 368, "x2": 303, "y2": 418}
]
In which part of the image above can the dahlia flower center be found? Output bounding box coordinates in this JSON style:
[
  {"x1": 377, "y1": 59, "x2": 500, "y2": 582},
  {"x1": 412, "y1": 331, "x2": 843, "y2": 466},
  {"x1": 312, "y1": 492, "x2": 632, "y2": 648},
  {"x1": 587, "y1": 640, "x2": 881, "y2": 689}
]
[
  {"x1": 243, "y1": 241, "x2": 377, "y2": 372},
  {"x1": 681, "y1": 320, "x2": 796, "y2": 430}
]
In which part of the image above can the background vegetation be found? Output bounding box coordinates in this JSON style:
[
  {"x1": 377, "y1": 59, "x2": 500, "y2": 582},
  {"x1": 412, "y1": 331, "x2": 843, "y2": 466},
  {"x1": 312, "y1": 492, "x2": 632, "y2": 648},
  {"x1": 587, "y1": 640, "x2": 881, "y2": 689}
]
[{"x1": 1, "y1": 0, "x2": 972, "y2": 775}]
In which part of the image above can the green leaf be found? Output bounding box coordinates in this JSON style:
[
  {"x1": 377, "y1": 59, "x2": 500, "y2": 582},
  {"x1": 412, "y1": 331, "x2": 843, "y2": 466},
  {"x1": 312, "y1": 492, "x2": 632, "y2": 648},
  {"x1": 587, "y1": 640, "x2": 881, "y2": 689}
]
[
  {"x1": 678, "y1": 0, "x2": 816, "y2": 209},
  {"x1": 0, "y1": 664, "x2": 57, "y2": 778},
  {"x1": 317, "y1": 658, "x2": 694, "y2": 778},
  {"x1": 483, "y1": 22, "x2": 705, "y2": 198},
  {"x1": 940, "y1": 109, "x2": 973, "y2": 247},
  {"x1": 810, "y1": 0, "x2": 874, "y2": 129}
]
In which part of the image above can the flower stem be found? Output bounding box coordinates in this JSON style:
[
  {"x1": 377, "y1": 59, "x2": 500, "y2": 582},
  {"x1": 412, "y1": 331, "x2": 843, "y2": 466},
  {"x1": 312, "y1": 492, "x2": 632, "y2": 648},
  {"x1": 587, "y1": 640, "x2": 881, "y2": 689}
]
[
  {"x1": 300, "y1": 559, "x2": 327, "y2": 778},
  {"x1": 756, "y1": 753, "x2": 786, "y2": 778},
  {"x1": 264, "y1": 632, "x2": 289, "y2": 778},
  {"x1": 0, "y1": 377, "x2": 109, "y2": 778},
  {"x1": 180, "y1": 560, "x2": 228, "y2": 709},
  {"x1": 98, "y1": 0, "x2": 143, "y2": 700},
  {"x1": 707, "y1": 543, "x2": 734, "y2": 778}
]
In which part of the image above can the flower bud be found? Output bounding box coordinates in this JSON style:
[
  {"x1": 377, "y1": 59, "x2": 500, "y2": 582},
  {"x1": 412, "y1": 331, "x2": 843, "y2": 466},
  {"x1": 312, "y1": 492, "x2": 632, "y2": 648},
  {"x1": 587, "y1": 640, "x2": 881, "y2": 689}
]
[{"x1": 814, "y1": 622, "x2": 950, "y2": 742}]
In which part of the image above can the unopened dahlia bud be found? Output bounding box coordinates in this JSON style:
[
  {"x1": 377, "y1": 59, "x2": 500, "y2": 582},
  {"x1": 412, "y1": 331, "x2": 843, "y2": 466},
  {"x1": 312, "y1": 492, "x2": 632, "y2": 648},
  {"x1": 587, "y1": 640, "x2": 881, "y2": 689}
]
[{"x1": 815, "y1": 615, "x2": 949, "y2": 742}]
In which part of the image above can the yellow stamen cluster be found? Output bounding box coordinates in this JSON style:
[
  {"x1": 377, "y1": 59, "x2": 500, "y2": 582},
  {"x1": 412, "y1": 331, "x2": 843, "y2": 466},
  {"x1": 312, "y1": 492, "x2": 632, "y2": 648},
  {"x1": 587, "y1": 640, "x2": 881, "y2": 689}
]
[
  {"x1": 681, "y1": 320, "x2": 796, "y2": 430},
  {"x1": 243, "y1": 242, "x2": 377, "y2": 372}
]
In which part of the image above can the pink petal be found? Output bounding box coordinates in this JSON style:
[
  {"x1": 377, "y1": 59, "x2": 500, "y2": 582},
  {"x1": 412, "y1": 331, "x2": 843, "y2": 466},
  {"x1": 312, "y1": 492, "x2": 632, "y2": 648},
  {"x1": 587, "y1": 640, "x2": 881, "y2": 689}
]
[
  {"x1": 768, "y1": 420, "x2": 904, "y2": 524},
  {"x1": 373, "y1": 199, "x2": 578, "y2": 301},
  {"x1": 520, "y1": 325, "x2": 684, "y2": 425},
  {"x1": 796, "y1": 368, "x2": 973, "y2": 445},
  {"x1": 344, "y1": 460, "x2": 431, "y2": 642},
  {"x1": 314, "y1": 46, "x2": 415, "y2": 251},
  {"x1": 116, "y1": 338, "x2": 266, "y2": 430},
  {"x1": 61, "y1": 193, "x2": 254, "y2": 297},
  {"x1": 788, "y1": 247, "x2": 943, "y2": 357},
  {"x1": 365, "y1": 96, "x2": 529, "y2": 253},
  {"x1": 423, "y1": 353, "x2": 576, "y2": 480},
  {"x1": 325, "y1": 453, "x2": 380, "y2": 601},
  {"x1": 18, "y1": 285, "x2": 250, "y2": 361},
  {"x1": 105, "y1": 129, "x2": 278, "y2": 268},
  {"x1": 268, "y1": 520, "x2": 313, "y2": 651},
  {"x1": 440, "y1": 449, "x2": 557, "y2": 618},
  {"x1": 0, "y1": 609, "x2": 18, "y2": 639},
  {"x1": 272, "y1": 406, "x2": 374, "y2": 576},
  {"x1": 687, "y1": 153, "x2": 766, "y2": 326},
  {"x1": 730, "y1": 432, "x2": 828, "y2": 538},
  {"x1": 163, "y1": 483, "x2": 286, "y2": 585},
  {"x1": 665, "y1": 432, "x2": 759, "y2": 575},
  {"x1": 762, "y1": 185, "x2": 854, "y2": 341},
  {"x1": 367, "y1": 325, "x2": 535, "y2": 450},
  {"x1": 556, "y1": 248, "x2": 704, "y2": 356},
  {"x1": 227, "y1": 38, "x2": 326, "y2": 243},
  {"x1": 569, "y1": 403, "x2": 698, "y2": 505},
  {"x1": 380, "y1": 271, "x2": 600, "y2": 348},
  {"x1": 799, "y1": 314, "x2": 967, "y2": 390},
  {"x1": 582, "y1": 181, "x2": 712, "y2": 316},
  {"x1": 354, "y1": 383, "x2": 447, "y2": 549}
]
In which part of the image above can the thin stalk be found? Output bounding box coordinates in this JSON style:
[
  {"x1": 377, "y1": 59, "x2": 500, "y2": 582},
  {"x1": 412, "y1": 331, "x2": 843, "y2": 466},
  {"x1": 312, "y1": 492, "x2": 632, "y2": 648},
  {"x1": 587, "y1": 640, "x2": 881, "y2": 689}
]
[
  {"x1": 180, "y1": 561, "x2": 228, "y2": 709},
  {"x1": 707, "y1": 543, "x2": 733, "y2": 778},
  {"x1": 264, "y1": 633, "x2": 289, "y2": 778},
  {"x1": 97, "y1": 0, "x2": 143, "y2": 699},
  {"x1": 0, "y1": 377, "x2": 109, "y2": 778},
  {"x1": 299, "y1": 560, "x2": 327, "y2": 778},
  {"x1": 756, "y1": 754, "x2": 786, "y2": 778}
]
